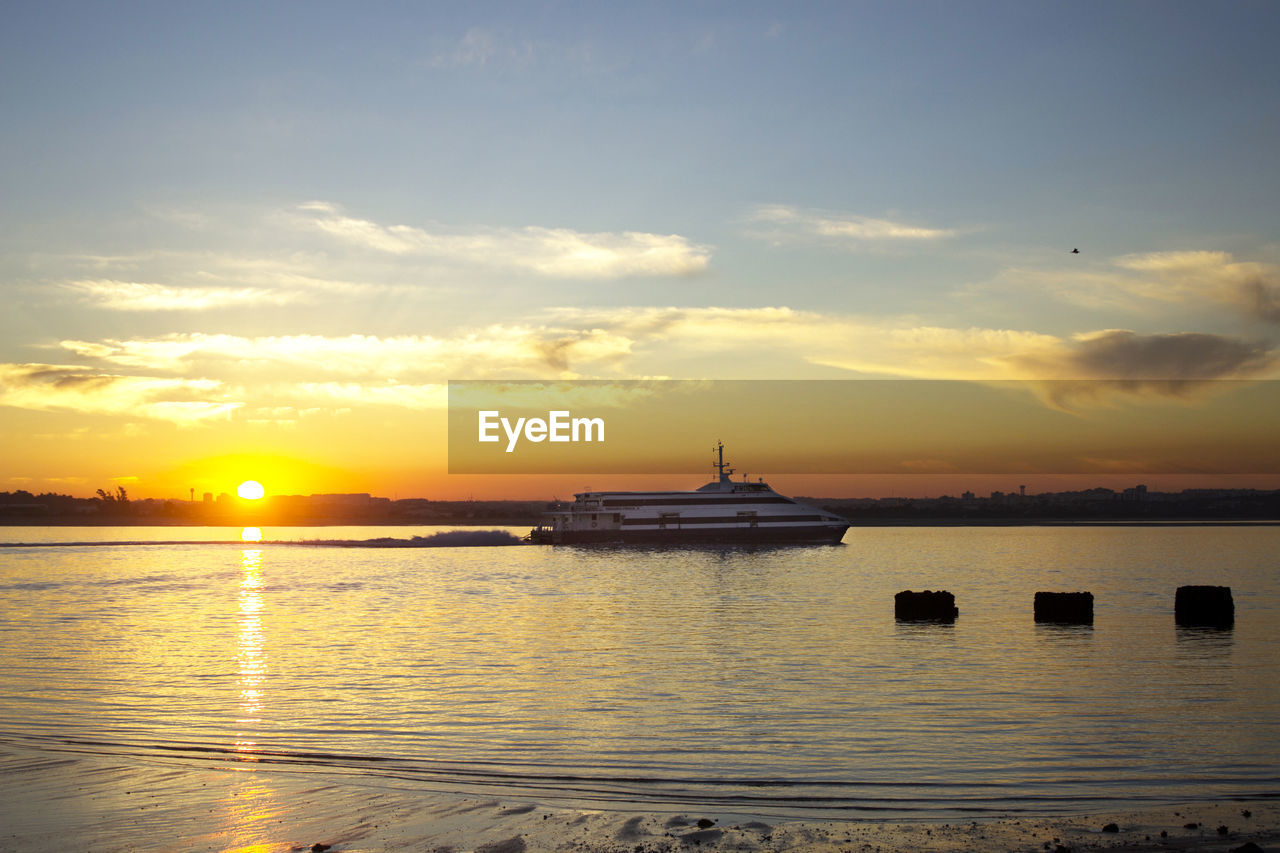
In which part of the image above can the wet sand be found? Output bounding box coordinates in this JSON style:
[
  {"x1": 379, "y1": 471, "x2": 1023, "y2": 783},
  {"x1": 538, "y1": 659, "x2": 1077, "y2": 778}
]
[{"x1": 2, "y1": 746, "x2": 1277, "y2": 853}]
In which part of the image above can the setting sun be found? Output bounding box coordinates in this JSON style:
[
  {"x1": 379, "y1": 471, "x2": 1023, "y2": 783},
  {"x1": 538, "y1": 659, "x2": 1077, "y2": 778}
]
[{"x1": 237, "y1": 480, "x2": 266, "y2": 501}]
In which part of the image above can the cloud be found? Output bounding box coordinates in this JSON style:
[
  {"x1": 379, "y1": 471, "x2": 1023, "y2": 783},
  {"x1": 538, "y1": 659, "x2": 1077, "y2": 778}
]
[
  {"x1": 1002, "y1": 329, "x2": 1278, "y2": 408},
  {"x1": 1039, "y1": 329, "x2": 1275, "y2": 380},
  {"x1": 50, "y1": 247, "x2": 387, "y2": 311},
  {"x1": 300, "y1": 204, "x2": 711, "y2": 278},
  {"x1": 1115, "y1": 251, "x2": 1280, "y2": 324},
  {"x1": 69, "y1": 280, "x2": 301, "y2": 311},
  {"x1": 992, "y1": 250, "x2": 1280, "y2": 322},
  {"x1": 547, "y1": 305, "x2": 1062, "y2": 379},
  {"x1": 748, "y1": 204, "x2": 957, "y2": 248},
  {"x1": 539, "y1": 307, "x2": 1279, "y2": 412},
  {"x1": 59, "y1": 305, "x2": 1279, "y2": 389},
  {"x1": 60, "y1": 327, "x2": 634, "y2": 379},
  {"x1": 49, "y1": 302, "x2": 1278, "y2": 421},
  {"x1": 0, "y1": 363, "x2": 240, "y2": 424}
]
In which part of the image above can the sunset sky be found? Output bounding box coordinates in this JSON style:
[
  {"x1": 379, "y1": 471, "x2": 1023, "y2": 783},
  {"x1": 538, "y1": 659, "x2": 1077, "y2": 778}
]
[{"x1": 3, "y1": 2, "x2": 1280, "y2": 500}]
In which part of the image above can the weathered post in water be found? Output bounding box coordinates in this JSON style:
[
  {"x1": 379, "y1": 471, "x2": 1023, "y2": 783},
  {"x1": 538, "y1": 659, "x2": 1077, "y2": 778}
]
[
  {"x1": 1034, "y1": 591, "x2": 1094, "y2": 624},
  {"x1": 1175, "y1": 585, "x2": 1234, "y2": 627},
  {"x1": 894, "y1": 590, "x2": 958, "y2": 622}
]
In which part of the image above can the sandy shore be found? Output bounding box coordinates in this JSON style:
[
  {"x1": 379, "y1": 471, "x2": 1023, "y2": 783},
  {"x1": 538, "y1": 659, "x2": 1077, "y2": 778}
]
[{"x1": 2, "y1": 746, "x2": 1276, "y2": 853}]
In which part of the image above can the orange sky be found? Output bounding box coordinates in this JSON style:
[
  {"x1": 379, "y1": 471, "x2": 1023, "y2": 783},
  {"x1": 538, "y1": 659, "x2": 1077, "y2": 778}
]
[{"x1": 6, "y1": 388, "x2": 1280, "y2": 502}]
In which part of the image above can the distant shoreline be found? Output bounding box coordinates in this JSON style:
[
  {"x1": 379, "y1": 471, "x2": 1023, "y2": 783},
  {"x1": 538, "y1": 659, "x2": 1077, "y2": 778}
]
[
  {"x1": 2, "y1": 517, "x2": 1279, "y2": 528},
  {"x1": 7, "y1": 487, "x2": 1280, "y2": 528}
]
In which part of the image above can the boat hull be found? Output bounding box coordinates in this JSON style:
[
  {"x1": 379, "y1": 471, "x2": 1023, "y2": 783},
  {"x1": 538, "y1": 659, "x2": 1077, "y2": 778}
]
[{"x1": 545, "y1": 524, "x2": 848, "y2": 545}]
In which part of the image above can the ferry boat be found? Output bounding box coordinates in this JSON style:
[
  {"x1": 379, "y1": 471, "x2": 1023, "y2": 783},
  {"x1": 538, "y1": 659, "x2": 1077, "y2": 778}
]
[{"x1": 528, "y1": 443, "x2": 849, "y2": 545}]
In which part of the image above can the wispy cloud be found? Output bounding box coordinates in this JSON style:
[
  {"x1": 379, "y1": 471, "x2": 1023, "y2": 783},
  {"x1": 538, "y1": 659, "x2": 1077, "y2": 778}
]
[
  {"x1": 60, "y1": 328, "x2": 634, "y2": 379},
  {"x1": 546, "y1": 305, "x2": 1061, "y2": 379},
  {"x1": 48, "y1": 302, "x2": 1279, "y2": 422},
  {"x1": 747, "y1": 204, "x2": 957, "y2": 248},
  {"x1": 1114, "y1": 250, "x2": 1280, "y2": 323},
  {"x1": 69, "y1": 280, "x2": 301, "y2": 311},
  {"x1": 541, "y1": 306, "x2": 1279, "y2": 397},
  {"x1": 299, "y1": 203, "x2": 712, "y2": 278},
  {"x1": 0, "y1": 363, "x2": 240, "y2": 424},
  {"x1": 988, "y1": 250, "x2": 1280, "y2": 323}
]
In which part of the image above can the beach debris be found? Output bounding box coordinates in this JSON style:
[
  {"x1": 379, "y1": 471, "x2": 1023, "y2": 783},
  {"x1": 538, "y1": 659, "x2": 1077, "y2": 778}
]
[
  {"x1": 1185, "y1": 822, "x2": 1201, "y2": 829},
  {"x1": 1102, "y1": 822, "x2": 1119, "y2": 833},
  {"x1": 310, "y1": 845, "x2": 331, "y2": 853},
  {"x1": 1220, "y1": 825, "x2": 1231, "y2": 835},
  {"x1": 697, "y1": 818, "x2": 715, "y2": 828},
  {"x1": 1243, "y1": 810, "x2": 1253, "y2": 818},
  {"x1": 1034, "y1": 591, "x2": 1094, "y2": 624},
  {"x1": 894, "y1": 589, "x2": 959, "y2": 622},
  {"x1": 1175, "y1": 585, "x2": 1235, "y2": 627}
]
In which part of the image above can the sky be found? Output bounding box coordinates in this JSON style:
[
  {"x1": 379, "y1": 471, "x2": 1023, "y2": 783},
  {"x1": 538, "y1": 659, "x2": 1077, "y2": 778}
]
[{"x1": 2, "y1": 1, "x2": 1279, "y2": 500}]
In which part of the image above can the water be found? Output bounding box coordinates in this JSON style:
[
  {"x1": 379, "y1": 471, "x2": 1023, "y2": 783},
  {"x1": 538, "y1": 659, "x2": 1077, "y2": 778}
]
[{"x1": 1, "y1": 525, "x2": 1277, "y2": 818}]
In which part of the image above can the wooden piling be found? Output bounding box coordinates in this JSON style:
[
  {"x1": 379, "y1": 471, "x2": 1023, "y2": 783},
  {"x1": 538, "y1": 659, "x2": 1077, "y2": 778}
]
[
  {"x1": 1175, "y1": 585, "x2": 1234, "y2": 627},
  {"x1": 1034, "y1": 591, "x2": 1094, "y2": 624},
  {"x1": 895, "y1": 590, "x2": 958, "y2": 622}
]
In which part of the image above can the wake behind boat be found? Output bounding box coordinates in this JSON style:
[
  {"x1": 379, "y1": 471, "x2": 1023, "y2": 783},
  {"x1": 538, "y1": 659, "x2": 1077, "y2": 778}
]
[{"x1": 528, "y1": 443, "x2": 849, "y2": 545}]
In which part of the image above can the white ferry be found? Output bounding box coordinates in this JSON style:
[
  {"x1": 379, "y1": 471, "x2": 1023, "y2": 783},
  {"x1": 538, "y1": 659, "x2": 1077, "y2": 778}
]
[{"x1": 528, "y1": 443, "x2": 849, "y2": 545}]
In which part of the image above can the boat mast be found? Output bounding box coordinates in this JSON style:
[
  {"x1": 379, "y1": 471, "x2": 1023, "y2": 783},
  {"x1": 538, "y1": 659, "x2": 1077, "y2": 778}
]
[{"x1": 715, "y1": 440, "x2": 735, "y2": 484}]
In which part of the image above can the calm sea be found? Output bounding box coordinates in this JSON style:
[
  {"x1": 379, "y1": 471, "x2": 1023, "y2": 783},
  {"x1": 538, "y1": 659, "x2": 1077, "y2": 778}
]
[{"x1": 1, "y1": 525, "x2": 1277, "y2": 818}]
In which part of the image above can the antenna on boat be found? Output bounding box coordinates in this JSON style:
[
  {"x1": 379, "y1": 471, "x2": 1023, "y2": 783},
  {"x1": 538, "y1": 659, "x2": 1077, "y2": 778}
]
[{"x1": 714, "y1": 439, "x2": 734, "y2": 483}]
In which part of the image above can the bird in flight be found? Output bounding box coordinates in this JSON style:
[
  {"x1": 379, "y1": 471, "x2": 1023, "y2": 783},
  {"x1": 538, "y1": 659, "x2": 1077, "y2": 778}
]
[{"x1": 1071, "y1": 248, "x2": 1079, "y2": 254}]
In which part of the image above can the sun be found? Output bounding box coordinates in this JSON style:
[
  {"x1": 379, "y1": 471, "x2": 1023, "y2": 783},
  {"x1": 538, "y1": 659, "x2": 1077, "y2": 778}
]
[{"x1": 237, "y1": 480, "x2": 266, "y2": 500}]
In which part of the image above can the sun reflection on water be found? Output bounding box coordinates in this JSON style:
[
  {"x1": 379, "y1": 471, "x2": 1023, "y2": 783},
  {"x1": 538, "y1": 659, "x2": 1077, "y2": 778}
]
[
  {"x1": 218, "y1": 548, "x2": 283, "y2": 849},
  {"x1": 241, "y1": 526, "x2": 263, "y2": 542},
  {"x1": 217, "y1": 778, "x2": 287, "y2": 852},
  {"x1": 236, "y1": 548, "x2": 266, "y2": 755}
]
